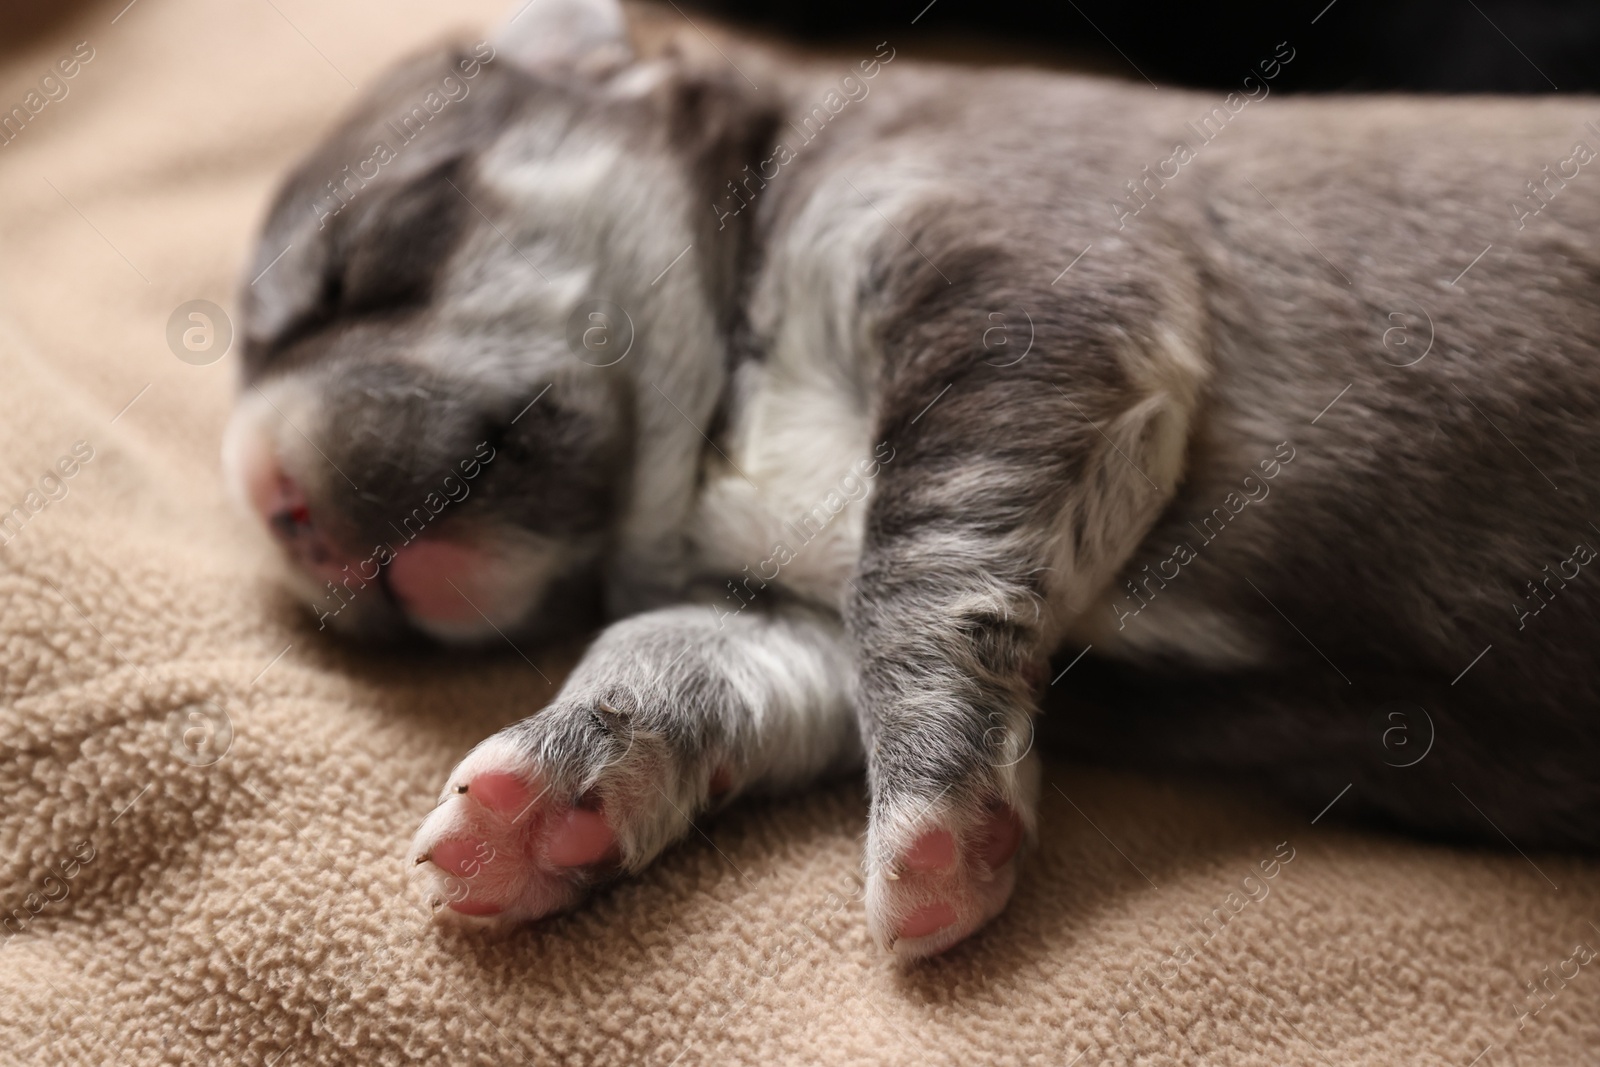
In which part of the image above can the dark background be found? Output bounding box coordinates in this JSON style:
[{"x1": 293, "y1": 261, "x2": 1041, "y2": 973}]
[{"x1": 683, "y1": 0, "x2": 1600, "y2": 93}]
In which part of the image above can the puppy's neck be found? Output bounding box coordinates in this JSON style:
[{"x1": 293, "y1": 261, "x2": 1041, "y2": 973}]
[{"x1": 496, "y1": 67, "x2": 782, "y2": 613}]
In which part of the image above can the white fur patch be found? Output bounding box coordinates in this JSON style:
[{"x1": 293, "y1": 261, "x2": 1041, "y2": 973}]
[
  {"x1": 690, "y1": 169, "x2": 919, "y2": 608},
  {"x1": 693, "y1": 361, "x2": 878, "y2": 609}
]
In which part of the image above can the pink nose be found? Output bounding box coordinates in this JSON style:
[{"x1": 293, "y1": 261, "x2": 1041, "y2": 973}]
[
  {"x1": 234, "y1": 431, "x2": 500, "y2": 634},
  {"x1": 237, "y1": 443, "x2": 353, "y2": 587}
]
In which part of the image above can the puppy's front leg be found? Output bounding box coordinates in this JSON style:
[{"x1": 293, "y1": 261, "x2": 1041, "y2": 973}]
[
  {"x1": 409, "y1": 601, "x2": 860, "y2": 927},
  {"x1": 852, "y1": 355, "x2": 1190, "y2": 958},
  {"x1": 850, "y1": 523, "x2": 1046, "y2": 959}
]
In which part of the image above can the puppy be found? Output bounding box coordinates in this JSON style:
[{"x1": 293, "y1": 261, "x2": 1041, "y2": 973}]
[{"x1": 224, "y1": 0, "x2": 1600, "y2": 959}]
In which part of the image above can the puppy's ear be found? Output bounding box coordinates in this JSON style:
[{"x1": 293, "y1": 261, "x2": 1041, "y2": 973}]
[
  {"x1": 491, "y1": 0, "x2": 633, "y2": 77},
  {"x1": 655, "y1": 69, "x2": 781, "y2": 322}
]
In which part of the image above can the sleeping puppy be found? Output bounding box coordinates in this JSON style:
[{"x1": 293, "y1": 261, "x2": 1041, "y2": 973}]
[{"x1": 224, "y1": 0, "x2": 1600, "y2": 959}]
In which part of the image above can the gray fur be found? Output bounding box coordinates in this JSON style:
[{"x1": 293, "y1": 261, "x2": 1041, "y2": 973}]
[{"x1": 228, "y1": 0, "x2": 1600, "y2": 958}]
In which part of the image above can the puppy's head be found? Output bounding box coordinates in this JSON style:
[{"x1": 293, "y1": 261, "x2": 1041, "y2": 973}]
[{"x1": 224, "y1": 0, "x2": 770, "y2": 643}]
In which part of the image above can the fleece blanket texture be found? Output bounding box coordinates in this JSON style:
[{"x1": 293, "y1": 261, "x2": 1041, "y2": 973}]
[{"x1": 0, "y1": 1, "x2": 1597, "y2": 1063}]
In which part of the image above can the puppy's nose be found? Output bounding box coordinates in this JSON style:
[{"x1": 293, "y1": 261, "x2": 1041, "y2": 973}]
[
  {"x1": 260, "y1": 475, "x2": 315, "y2": 552},
  {"x1": 232, "y1": 429, "x2": 355, "y2": 586}
]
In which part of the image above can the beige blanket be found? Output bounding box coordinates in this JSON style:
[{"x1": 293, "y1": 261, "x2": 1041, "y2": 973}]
[{"x1": 1, "y1": 1, "x2": 1597, "y2": 1063}]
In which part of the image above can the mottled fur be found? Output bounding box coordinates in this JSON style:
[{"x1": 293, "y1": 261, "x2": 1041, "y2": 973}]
[{"x1": 228, "y1": 0, "x2": 1600, "y2": 958}]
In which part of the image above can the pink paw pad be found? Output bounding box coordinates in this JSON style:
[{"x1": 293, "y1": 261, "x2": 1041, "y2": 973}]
[
  {"x1": 545, "y1": 807, "x2": 615, "y2": 867},
  {"x1": 884, "y1": 803, "x2": 1027, "y2": 952},
  {"x1": 463, "y1": 771, "x2": 534, "y2": 817},
  {"x1": 408, "y1": 736, "x2": 620, "y2": 927},
  {"x1": 431, "y1": 837, "x2": 495, "y2": 879},
  {"x1": 980, "y1": 808, "x2": 1024, "y2": 868}
]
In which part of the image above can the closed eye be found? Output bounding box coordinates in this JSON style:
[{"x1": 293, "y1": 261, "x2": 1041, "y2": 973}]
[{"x1": 249, "y1": 159, "x2": 469, "y2": 364}]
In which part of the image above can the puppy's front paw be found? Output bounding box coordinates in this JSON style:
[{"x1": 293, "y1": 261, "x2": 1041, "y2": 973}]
[
  {"x1": 407, "y1": 735, "x2": 612, "y2": 928},
  {"x1": 408, "y1": 698, "x2": 721, "y2": 931},
  {"x1": 865, "y1": 735, "x2": 1039, "y2": 960}
]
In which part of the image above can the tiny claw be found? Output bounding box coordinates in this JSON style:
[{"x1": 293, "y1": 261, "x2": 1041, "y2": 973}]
[
  {"x1": 884, "y1": 869, "x2": 900, "y2": 881},
  {"x1": 595, "y1": 699, "x2": 626, "y2": 717}
]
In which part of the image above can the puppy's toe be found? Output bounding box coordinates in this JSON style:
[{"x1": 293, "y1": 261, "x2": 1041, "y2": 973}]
[
  {"x1": 408, "y1": 734, "x2": 617, "y2": 930},
  {"x1": 867, "y1": 802, "x2": 1028, "y2": 960}
]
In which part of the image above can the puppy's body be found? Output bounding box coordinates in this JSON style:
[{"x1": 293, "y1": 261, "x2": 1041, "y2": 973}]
[
  {"x1": 227, "y1": 1, "x2": 1600, "y2": 958},
  {"x1": 703, "y1": 58, "x2": 1600, "y2": 849}
]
